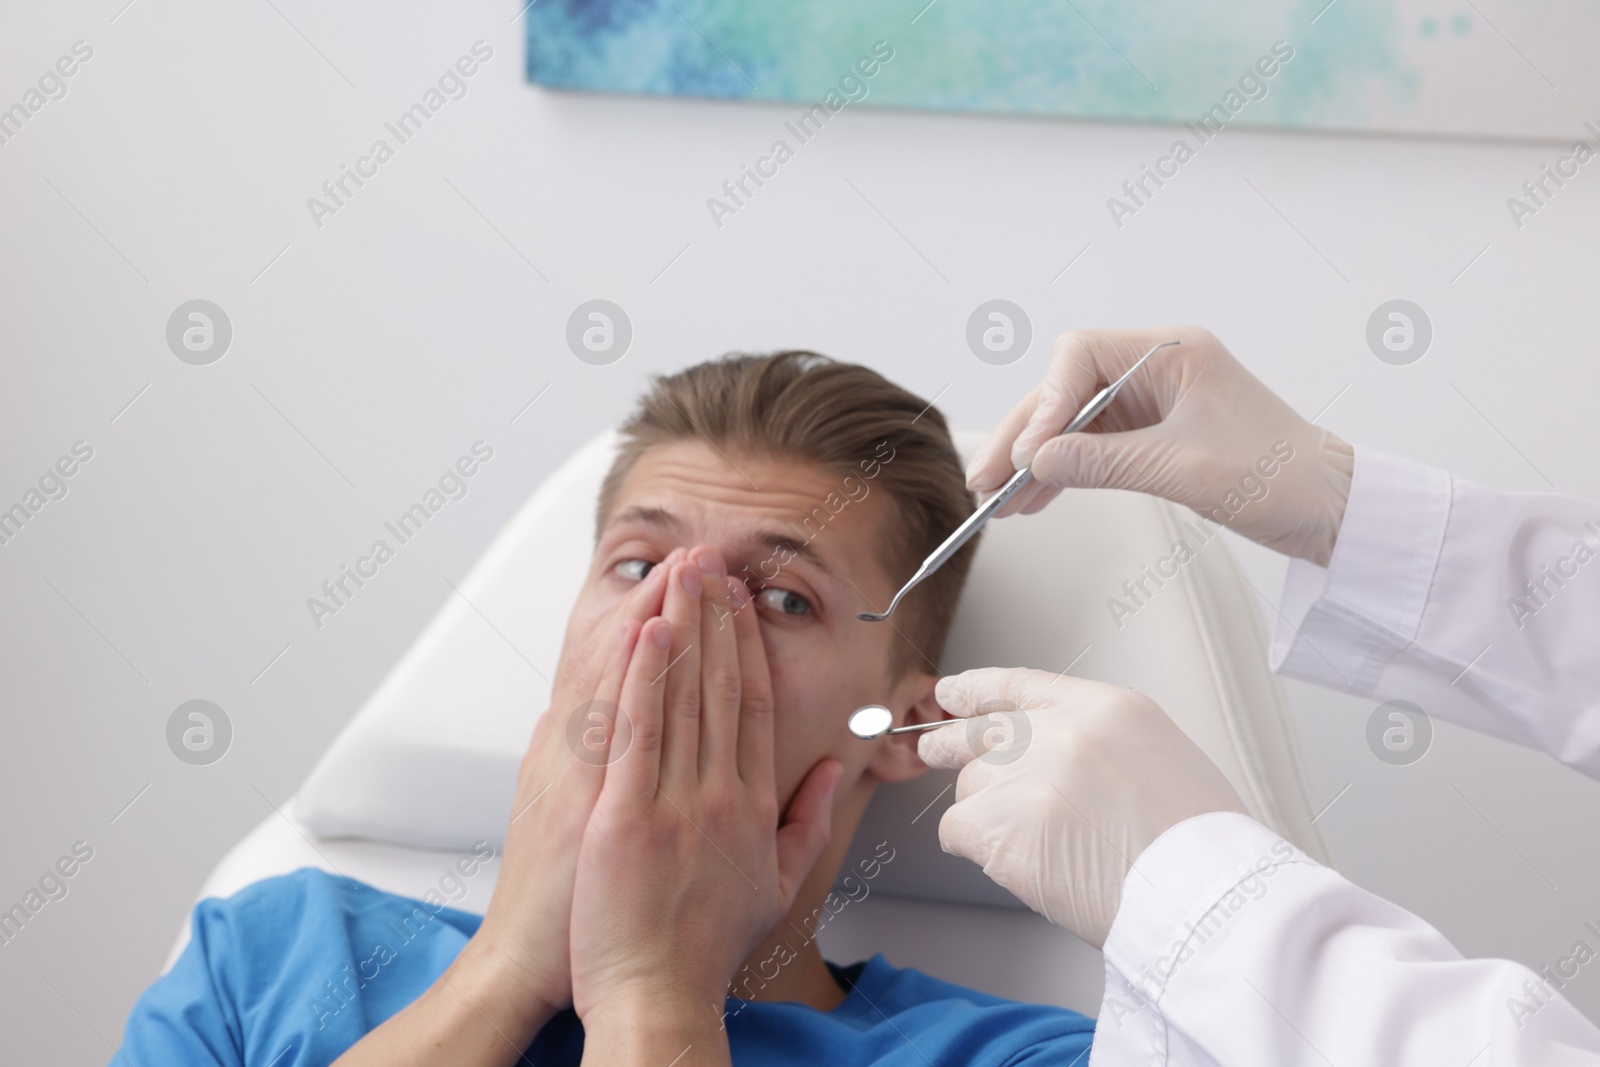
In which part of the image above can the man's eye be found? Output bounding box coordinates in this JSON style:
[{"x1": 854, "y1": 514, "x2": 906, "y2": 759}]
[
  {"x1": 613, "y1": 558, "x2": 655, "y2": 581},
  {"x1": 756, "y1": 586, "x2": 812, "y2": 617}
]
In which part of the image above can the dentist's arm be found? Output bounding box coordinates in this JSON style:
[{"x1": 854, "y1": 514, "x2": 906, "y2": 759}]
[
  {"x1": 921, "y1": 670, "x2": 1600, "y2": 1066},
  {"x1": 971, "y1": 325, "x2": 1600, "y2": 775},
  {"x1": 1268, "y1": 446, "x2": 1600, "y2": 774}
]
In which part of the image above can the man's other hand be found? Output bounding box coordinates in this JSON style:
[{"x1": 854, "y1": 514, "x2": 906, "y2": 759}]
[
  {"x1": 569, "y1": 546, "x2": 842, "y2": 1051},
  {"x1": 464, "y1": 546, "x2": 682, "y2": 1023}
]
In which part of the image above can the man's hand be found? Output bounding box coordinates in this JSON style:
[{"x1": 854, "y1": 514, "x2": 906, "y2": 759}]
[
  {"x1": 332, "y1": 554, "x2": 685, "y2": 1067},
  {"x1": 570, "y1": 547, "x2": 842, "y2": 1055},
  {"x1": 965, "y1": 325, "x2": 1355, "y2": 567},
  {"x1": 918, "y1": 667, "x2": 1249, "y2": 949},
  {"x1": 461, "y1": 547, "x2": 684, "y2": 1024}
]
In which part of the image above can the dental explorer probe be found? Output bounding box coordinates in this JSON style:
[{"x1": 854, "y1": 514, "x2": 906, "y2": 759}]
[{"x1": 855, "y1": 339, "x2": 1180, "y2": 623}]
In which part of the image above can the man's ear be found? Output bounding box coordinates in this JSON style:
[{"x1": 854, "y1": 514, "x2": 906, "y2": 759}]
[{"x1": 867, "y1": 671, "x2": 944, "y2": 785}]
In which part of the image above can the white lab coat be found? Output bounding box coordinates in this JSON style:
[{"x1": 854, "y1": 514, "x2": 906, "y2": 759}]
[{"x1": 1089, "y1": 447, "x2": 1600, "y2": 1066}]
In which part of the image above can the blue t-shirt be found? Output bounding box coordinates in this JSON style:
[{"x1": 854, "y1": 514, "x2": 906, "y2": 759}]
[{"x1": 117, "y1": 869, "x2": 1095, "y2": 1066}]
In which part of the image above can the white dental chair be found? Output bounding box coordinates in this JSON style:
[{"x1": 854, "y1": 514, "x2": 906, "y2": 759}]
[{"x1": 166, "y1": 429, "x2": 1330, "y2": 1017}]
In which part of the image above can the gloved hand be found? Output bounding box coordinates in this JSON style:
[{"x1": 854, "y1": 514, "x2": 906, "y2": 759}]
[
  {"x1": 966, "y1": 325, "x2": 1356, "y2": 567},
  {"x1": 918, "y1": 667, "x2": 1250, "y2": 949}
]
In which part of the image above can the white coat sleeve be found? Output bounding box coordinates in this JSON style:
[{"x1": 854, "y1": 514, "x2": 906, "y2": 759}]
[
  {"x1": 1270, "y1": 445, "x2": 1600, "y2": 773},
  {"x1": 1089, "y1": 812, "x2": 1600, "y2": 1066},
  {"x1": 1088, "y1": 447, "x2": 1600, "y2": 1065}
]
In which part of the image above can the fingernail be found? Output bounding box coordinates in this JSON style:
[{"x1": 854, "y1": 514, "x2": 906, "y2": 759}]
[
  {"x1": 697, "y1": 548, "x2": 724, "y2": 578},
  {"x1": 679, "y1": 563, "x2": 701, "y2": 596},
  {"x1": 651, "y1": 619, "x2": 672, "y2": 648},
  {"x1": 726, "y1": 577, "x2": 748, "y2": 608}
]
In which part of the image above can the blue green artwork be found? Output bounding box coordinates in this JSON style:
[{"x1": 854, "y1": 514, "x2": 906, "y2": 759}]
[{"x1": 525, "y1": 0, "x2": 1585, "y2": 141}]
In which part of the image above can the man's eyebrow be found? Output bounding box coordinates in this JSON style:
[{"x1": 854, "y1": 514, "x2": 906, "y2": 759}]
[
  {"x1": 605, "y1": 504, "x2": 682, "y2": 531},
  {"x1": 603, "y1": 506, "x2": 839, "y2": 580},
  {"x1": 749, "y1": 530, "x2": 836, "y2": 580}
]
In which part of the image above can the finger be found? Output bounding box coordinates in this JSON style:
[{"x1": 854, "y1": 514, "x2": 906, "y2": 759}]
[
  {"x1": 616, "y1": 547, "x2": 676, "y2": 619},
  {"x1": 936, "y1": 797, "x2": 996, "y2": 869},
  {"x1": 774, "y1": 758, "x2": 843, "y2": 904},
  {"x1": 1011, "y1": 332, "x2": 1110, "y2": 470},
  {"x1": 966, "y1": 383, "x2": 1041, "y2": 493},
  {"x1": 952, "y1": 747, "x2": 1008, "y2": 802},
  {"x1": 554, "y1": 551, "x2": 674, "y2": 706},
  {"x1": 579, "y1": 615, "x2": 641, "y2": 777},
  {"x1": 1015, "y1": 482, "x2": 1064, "y2": 516},
  {"x1": 728, "y1": 576, "x2": 774, "y2": 789},
  {"x1": 656, "y1": 546, "x2": 688, "y2": 578},
  {"x1": 916, "y1": 720, "x2": 977, "y2": 770},
  {"x1": 1013, "y1": 327, "x2": 1190, "y2": 469},
  {"x1": 659, "y1": 558, "x2": 703, "y2": 788},
  {"x1": 1029, "y1": 427, "x2": 1163, "y2": 495},
  {"x1": 935, "y1": 666, "x2": 1072, "y2": 717},
  {"x1": 586, "y1": 549, "x2": 675, "y2": 682},
  {"x1": 991, "y1": 476, "x2": 1051, "y2": 519},
  {"x1": 605, "y1": 616, "x2": 672, "y2": 808},
  {"x1": 933, "y1": 667, "x2": 1016, "y2": 718},
  {"x1": 695, "y1": 548, "x2": 740, "y2": 779}
]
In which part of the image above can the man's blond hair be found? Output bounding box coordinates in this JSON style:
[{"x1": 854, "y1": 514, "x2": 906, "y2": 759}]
[{"x1": 595, "y1": 351, "x2": 979, "y2": 677}]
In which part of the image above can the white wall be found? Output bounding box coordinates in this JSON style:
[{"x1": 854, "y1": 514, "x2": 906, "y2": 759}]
[{"x1": 3, "y1": 1, "x2": 1599, "y2": 1061}]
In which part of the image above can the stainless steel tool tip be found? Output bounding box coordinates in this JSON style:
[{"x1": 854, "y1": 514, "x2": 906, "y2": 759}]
[{"x1": 857, "y1": 339, "x2": 1179, "y2": 626}]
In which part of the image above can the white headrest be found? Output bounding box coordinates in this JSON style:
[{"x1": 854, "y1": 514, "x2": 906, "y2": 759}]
[{"x1": 294, "y1": 429, "x2": 1328, "y2": 910}]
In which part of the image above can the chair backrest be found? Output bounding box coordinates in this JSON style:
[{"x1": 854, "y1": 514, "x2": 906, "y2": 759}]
[{"x1": 291, "y1": 428, "x2": 1329, "y2": 913}]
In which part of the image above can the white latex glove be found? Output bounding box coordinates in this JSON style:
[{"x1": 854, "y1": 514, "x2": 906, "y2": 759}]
[
  {"x1": 967, "y1": 325, "x2": 1356, "y2": 566},
  {"x1": 918, "y1": 667, "x2": 1251, "y2": 949}
]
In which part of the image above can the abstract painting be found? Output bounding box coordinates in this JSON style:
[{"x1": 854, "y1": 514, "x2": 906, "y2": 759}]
[{"x1": 525, "y1": 0, "x2": 1591, "y2": 142}]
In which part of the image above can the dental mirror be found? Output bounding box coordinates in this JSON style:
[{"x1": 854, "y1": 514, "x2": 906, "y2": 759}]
[{"x1": 847, "y1": 704, "x2": 960, "y2": 741}]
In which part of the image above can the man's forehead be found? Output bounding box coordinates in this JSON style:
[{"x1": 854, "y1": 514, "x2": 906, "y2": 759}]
[
  {"x1": 603, "y1": 440, "x2": 890, "y2": 573},
  {"x1": 612, "y1": 441, "x2": 865, "y2": 521}
]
